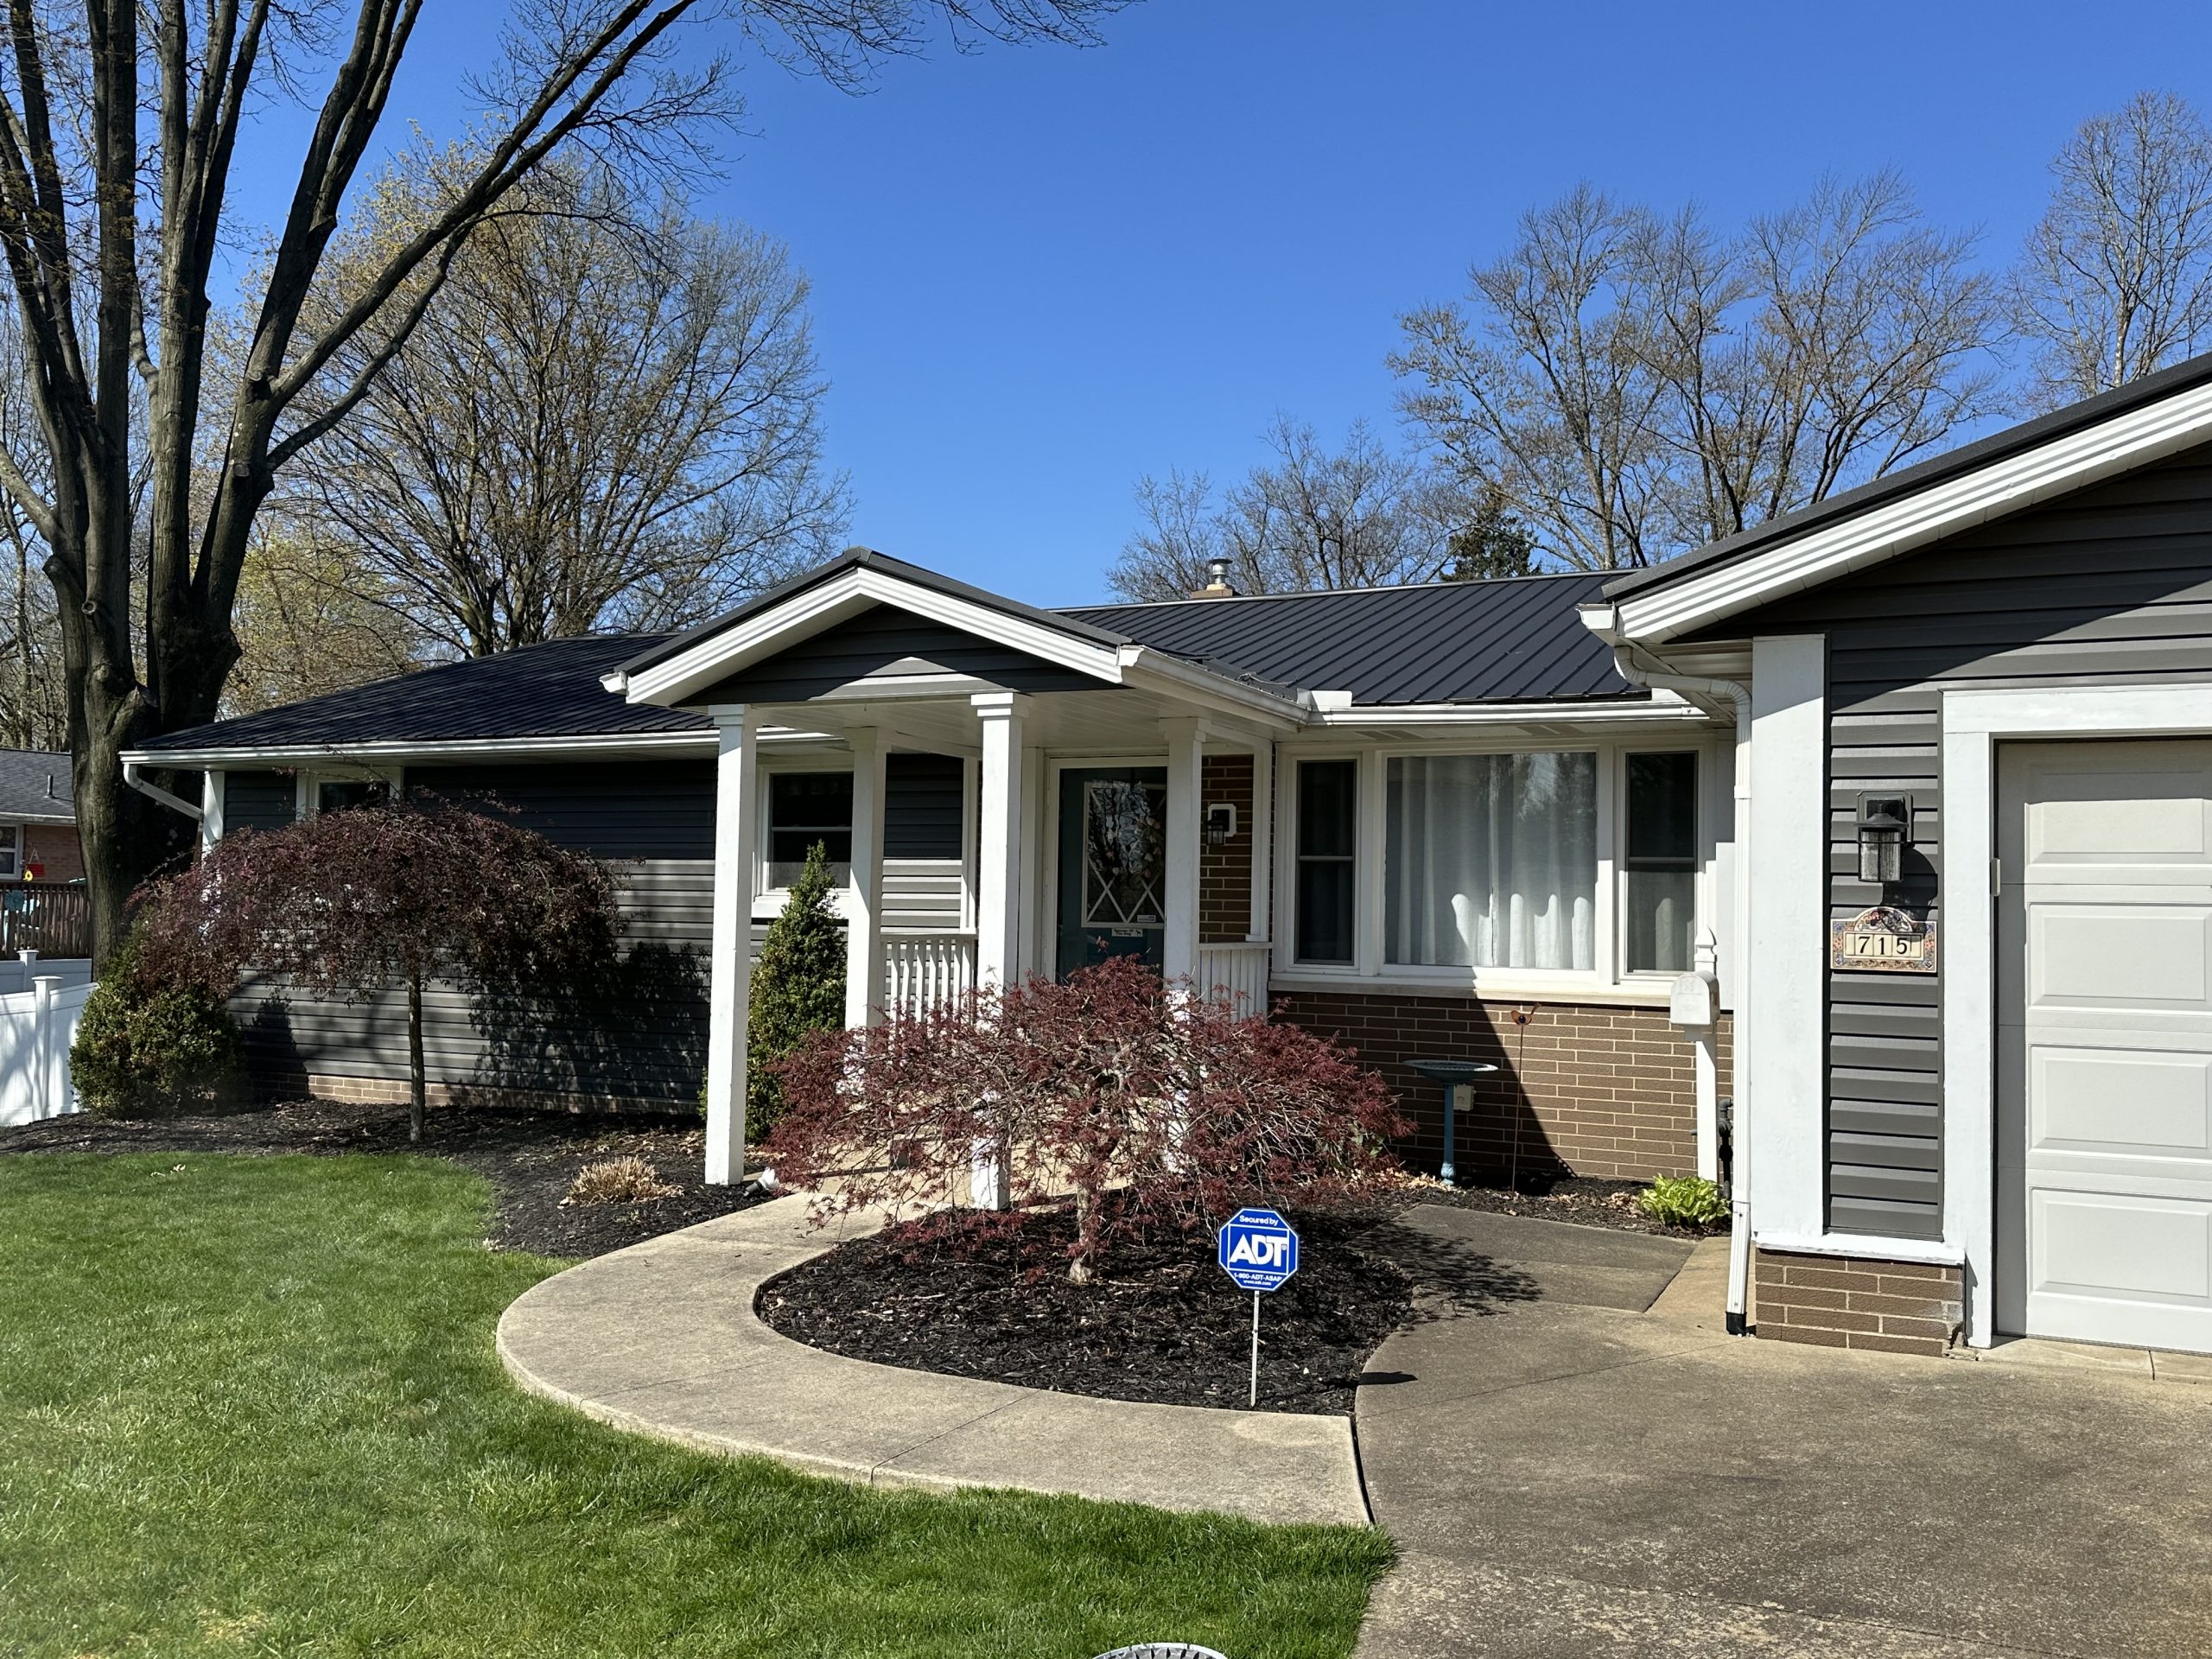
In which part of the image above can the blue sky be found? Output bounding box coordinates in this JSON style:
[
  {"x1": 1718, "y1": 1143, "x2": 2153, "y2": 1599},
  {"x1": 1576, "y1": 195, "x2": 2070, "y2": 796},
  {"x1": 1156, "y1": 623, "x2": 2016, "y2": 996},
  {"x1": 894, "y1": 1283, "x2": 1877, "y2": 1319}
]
[{"x1": 239, "y1": 1, "x2": 2212, "y2": 605}]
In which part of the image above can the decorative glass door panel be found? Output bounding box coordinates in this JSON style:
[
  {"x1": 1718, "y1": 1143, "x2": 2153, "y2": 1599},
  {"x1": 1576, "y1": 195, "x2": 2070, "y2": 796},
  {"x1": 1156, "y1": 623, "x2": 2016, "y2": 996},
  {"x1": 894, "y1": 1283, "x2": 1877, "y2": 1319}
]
[{"x1": 1057, "y1": 767, "x2": 1168, "y2": 979}]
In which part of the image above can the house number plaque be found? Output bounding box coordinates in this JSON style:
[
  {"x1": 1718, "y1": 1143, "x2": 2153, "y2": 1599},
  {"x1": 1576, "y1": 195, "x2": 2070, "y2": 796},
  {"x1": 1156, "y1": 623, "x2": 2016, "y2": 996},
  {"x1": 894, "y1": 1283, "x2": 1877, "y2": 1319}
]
[{"x1": 1829, "y1": 906, "x2": 1937, "y2": 975}]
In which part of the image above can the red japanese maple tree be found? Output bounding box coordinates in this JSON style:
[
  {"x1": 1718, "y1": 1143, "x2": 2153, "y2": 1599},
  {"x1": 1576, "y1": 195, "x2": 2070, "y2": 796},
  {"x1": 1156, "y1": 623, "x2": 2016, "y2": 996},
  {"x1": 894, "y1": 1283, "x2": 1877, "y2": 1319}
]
[
  {"x1": 139, "y1": 797, "x2": 619, "y2": 1141},
  {"x1": 762, "y1": 955, "x2": 1407, "y2": 1281}
]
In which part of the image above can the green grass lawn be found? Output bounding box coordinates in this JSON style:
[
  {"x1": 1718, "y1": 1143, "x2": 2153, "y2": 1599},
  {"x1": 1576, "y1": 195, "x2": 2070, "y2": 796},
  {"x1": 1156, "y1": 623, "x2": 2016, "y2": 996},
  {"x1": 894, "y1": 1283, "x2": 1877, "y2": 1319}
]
[{"x1": 0, "y1": 1153, "x2": 1389, "y2": 1658}]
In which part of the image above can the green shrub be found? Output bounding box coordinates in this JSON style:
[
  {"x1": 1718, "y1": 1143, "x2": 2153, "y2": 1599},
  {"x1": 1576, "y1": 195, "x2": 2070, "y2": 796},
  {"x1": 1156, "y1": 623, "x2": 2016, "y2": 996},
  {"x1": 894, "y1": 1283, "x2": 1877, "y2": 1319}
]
[
  {"x1": 71, "y1": 931, "x2": 245, "y2": 1118},
  {"x1": 746, "y1": 841, "x2": 845, "y2": 1142},
  {"x1": 1636, "y1": 1174, "x2": 1731, "y2": 1230}
]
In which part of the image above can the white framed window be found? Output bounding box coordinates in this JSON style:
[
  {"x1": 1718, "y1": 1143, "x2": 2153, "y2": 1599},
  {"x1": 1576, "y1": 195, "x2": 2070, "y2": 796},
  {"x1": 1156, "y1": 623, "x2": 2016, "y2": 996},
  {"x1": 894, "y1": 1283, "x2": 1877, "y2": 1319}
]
[
  {"x1": 761, "y1": 766, "x2": 854, "y2": 893},
  {"x1": 0, "y1": 823, "x2": 19, "y2": 879},
  {"x1": 1280, "y1": 738, "x2": 1717, "y2": 995}
]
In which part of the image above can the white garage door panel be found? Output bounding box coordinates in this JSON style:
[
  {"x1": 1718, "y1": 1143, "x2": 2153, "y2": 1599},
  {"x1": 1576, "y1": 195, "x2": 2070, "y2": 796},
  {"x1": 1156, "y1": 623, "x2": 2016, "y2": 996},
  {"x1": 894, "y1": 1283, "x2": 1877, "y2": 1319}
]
[
  {"x1": 2032, "y1": 1192, "x2": 2212, "y2": 1300},
  {"x1": 2031, "y1": 1048, "x2": 2212, "y2": 1157},
  {"x1": 1999, "y1": 739, "x2": 2212, "y2": 1355},
  {"x1": 2027, "y1": 907, "x2": 2212, "y2": 1007}
]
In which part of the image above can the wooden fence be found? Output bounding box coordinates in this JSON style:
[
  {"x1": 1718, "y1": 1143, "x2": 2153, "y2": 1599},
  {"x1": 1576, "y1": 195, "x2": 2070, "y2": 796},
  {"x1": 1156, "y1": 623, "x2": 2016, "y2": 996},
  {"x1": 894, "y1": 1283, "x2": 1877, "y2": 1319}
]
[{"x1": 0, "y1": 885, "x2": 92, "y2": 960}]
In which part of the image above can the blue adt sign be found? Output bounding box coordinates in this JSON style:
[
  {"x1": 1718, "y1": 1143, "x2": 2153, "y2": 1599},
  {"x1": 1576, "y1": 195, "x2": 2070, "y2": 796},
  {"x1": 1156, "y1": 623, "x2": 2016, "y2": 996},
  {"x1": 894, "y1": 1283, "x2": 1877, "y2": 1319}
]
[{"x1": 1217, "y1": 1207, "x2": 1300, "y2": 1293}]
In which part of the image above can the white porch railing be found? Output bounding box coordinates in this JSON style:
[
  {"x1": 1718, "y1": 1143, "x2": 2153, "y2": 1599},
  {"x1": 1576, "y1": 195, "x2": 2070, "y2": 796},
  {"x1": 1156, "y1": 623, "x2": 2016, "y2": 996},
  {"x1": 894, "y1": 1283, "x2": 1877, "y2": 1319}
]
[
  {"x1": 881, "y1": 930, "x2": 976, "y2": 1020},
  {"x1": 1196, "y1": 941, "x2": 1271, "y2": 1020}
]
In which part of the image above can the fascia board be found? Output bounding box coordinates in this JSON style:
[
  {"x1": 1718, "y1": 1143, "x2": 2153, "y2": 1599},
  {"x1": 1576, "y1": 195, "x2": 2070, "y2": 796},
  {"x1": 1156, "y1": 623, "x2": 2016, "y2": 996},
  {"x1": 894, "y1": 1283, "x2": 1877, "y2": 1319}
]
[
  {"x1": 1306, "y1": 695, "x2": 1703, "y2": 729},
  {"x1": 1616, "y1": 378, "x2": 2212, "y2": 644},
  {"x1": 111, "y1": 729, "x2": 853, "y2": 769},
  {"x1": 1116, "y1": 647, "x2": 1306, "y2": 728}
]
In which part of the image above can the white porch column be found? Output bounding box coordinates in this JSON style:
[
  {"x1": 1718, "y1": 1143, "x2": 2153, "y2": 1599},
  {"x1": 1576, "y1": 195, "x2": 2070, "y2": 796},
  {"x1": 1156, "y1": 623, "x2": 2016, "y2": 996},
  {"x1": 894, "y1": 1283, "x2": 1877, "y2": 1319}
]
[
  {"x1": 1246, "y1": 740, "x2": 1273, "y2": 944},
  {"x1": 704, "y1": 704, "x2": 761, "y2": 1185},
  {"x1": 844, "y1": 726, "x2": 885, "y2": 1028},
  {"x1": 200, "y1": 769, "x2": 226, "y2": 851},
  {"x1": 972, "y1": 692, "x2": 1029, "y2": 988},
  {"x1": 1160, "y1": 716, "x2": 1207, "y2": 985}
]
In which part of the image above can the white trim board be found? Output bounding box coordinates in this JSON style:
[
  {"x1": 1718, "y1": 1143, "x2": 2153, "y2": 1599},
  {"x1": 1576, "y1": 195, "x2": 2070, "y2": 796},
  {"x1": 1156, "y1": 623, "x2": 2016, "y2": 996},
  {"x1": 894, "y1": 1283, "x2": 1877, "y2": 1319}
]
[
  {"x1": 1602, "y1": 377, "x2": 2212, "y2": 645},
  {"x1": 1745, "y1": 635, "x2": 1828, "y2": 1243},
  {"x1": 1941, "y1": 681, "x2": 2212, "y2": 1348}
]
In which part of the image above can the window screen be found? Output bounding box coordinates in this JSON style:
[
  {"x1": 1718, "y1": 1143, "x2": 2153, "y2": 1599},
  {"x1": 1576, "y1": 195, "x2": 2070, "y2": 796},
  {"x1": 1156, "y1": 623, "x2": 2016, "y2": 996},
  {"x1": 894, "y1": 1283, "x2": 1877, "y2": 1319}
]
[
  {"x1": 767, "y1": 771, "x2": 854, "y2": 886},
  {"x1": 1624, "y1": 751, "x2": 1697, "y2": 973},
  {"x1": 1295, "y1": 760, "x2": 1357, "y2": 964}
]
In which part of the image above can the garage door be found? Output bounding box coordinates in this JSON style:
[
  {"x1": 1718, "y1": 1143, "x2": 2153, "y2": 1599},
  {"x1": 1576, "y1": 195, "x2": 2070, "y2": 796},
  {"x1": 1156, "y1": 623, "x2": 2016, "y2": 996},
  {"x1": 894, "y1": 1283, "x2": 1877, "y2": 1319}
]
[{"x1": 1998, "y1": 740, "x2": 2212, "y2": 1353}]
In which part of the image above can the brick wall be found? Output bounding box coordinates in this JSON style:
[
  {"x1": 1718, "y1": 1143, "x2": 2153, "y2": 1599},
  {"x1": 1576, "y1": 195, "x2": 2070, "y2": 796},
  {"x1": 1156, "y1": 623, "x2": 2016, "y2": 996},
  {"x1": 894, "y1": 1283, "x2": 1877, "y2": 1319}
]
[
  {"x1": 1274, "y1": 987, "x2": 1732, "y2": 1183},
  {"x1": 1198, "y1": 753, "x2": 1255, "y2": 944},
  {"x1": 19, "y1": 824, "x2": 82, "y2": 884},
  {"x1": 302, "y1": 1072, "x2": 693, "y2": 1118},
  {"x1": 1752, "y1": 1249, "x2": 1963, "y2": 1357}
]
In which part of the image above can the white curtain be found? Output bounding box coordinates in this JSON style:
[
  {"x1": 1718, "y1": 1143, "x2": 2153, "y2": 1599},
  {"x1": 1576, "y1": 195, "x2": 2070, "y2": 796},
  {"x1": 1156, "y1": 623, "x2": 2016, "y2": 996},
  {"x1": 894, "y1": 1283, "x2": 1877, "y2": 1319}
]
[{"x1": 1386, "y1": 753, "x2": 1597, "y2": 970}]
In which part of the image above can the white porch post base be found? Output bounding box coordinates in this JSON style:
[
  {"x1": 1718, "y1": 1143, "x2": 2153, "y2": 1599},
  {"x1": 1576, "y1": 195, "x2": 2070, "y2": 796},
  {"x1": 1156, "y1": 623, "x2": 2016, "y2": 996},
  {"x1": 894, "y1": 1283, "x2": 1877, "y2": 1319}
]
[{"x1": 704, "y1": 705, "x2": 761, "y2": 1185}]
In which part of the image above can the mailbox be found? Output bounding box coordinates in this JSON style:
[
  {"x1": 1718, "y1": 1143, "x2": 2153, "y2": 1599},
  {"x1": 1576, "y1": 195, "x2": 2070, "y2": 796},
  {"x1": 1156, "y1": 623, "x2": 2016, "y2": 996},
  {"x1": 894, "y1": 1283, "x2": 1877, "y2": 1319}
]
[{"x1": 1669, "y1": 969, "x2": 1716, "y2": 1029}]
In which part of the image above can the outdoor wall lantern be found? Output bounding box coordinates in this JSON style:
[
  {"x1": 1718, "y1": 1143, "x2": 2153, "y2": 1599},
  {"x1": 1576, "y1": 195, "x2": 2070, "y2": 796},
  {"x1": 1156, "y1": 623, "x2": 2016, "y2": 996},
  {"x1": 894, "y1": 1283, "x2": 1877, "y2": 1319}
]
[
  {"x1": 1855, "y1": 794, "x2": 1910, "y2": 887},
  {"x1": 1203, "y1": 802, "x2": 1238, "y2": 847}
]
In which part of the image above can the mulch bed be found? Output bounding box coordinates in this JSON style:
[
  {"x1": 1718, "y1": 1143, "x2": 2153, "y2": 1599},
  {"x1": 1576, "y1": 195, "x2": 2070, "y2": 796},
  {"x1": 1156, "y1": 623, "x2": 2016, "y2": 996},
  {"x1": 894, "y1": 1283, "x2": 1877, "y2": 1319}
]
[
  {"x1": 0, "y1": 1098, "x2": 772, "y2": 1258},
  {"x1": 1390, "y1": 1170, "x2": 1722, "y2": 1237},
  {"x1": 760, "y1": 1202, "x2": 1423, "y2": 1416}
]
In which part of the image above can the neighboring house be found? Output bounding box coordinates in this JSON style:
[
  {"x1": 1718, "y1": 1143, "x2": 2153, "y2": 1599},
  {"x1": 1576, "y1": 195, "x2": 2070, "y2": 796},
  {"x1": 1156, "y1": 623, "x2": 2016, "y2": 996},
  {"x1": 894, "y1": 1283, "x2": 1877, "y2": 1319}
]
[
  {"x1": 118, "y1": 349, "x2": 2212, "y2": 1362},
  {"x1": 0, "y1": 749, "x2": 90, "y2": 963},
  {"x1": 0, "y1": 749, "x2": 79, "y2": 884}
]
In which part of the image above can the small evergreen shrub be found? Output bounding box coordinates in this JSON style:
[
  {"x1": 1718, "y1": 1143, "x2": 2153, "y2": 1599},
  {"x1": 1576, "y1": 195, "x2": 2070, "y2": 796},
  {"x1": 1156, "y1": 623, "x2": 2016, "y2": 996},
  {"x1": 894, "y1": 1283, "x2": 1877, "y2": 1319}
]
[
  {"x1": 747, "y1": 841, "x2": 846, "y2": 1142},
  {"x1": 1637, "y1": 1174, "x2": 1731, "y2": 1230},
  {"x1": 72, "y1": 930, "x2": 245, "y2": 1119}
]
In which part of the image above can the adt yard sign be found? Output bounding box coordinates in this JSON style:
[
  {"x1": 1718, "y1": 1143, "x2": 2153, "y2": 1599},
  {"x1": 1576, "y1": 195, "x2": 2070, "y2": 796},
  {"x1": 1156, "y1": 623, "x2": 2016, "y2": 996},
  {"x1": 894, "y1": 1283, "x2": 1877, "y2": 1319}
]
[{"x1": 1217, "y1": 1208, "x2": 1300, "y2": 1292}]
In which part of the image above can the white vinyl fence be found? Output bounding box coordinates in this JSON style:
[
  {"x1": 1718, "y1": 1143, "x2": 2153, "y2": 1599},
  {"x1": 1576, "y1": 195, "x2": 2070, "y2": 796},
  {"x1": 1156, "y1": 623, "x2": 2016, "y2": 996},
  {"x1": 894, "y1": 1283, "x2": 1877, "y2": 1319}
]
[{"x1": 0, "y1": 969, "x2": 94, "y2": 1126}]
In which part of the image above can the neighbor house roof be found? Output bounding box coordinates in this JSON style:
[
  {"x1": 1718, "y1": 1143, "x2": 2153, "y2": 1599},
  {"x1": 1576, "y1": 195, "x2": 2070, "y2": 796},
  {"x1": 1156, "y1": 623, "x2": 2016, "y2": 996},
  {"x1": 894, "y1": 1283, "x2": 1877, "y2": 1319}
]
[
  {"x1": 0, "y1": 749, "x2": 73, "y2": 823},
  {"x1": 130, "y1": 559, "x2": 1642, "y2": 760},
  {"x1": 1063, "y1": 570, "x2": 1631, "y2": 704}
]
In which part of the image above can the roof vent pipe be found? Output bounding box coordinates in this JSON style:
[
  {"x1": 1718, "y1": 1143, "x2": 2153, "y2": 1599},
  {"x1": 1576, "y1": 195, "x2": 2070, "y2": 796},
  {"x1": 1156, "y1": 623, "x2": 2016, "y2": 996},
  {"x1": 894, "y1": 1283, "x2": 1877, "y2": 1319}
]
[{"x1": 1190, "y1": 556, "x2": 1238, "y2": 600}]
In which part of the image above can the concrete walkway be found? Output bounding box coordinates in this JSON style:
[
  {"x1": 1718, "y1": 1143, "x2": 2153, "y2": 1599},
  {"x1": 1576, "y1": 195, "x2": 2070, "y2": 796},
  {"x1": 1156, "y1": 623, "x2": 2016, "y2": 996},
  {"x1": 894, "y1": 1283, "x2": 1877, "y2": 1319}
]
[
  {"x1": 496, "y1": 1194, "x2": 1368, "y2": 1527},
  {"x1": 1353, "y1": 1205, "x2": 2212, "y2": 1659}
]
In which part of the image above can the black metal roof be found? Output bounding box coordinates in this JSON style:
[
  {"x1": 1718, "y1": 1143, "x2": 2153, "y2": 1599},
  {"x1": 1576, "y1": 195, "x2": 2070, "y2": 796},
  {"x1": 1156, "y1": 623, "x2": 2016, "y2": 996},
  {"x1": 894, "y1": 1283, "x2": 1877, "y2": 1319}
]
[
  {"x1": 0, "y1": 748, "x2": 73, "y2": 822},
  {"x1": 133, "y1": 634, "x2": 709, "y2": 754},
  {"x1": 1065, "y1": 570, "x2": 1633, "y2": 704},
  {"x1": 1605, "y1": 346, "x2": 2212, "y2": 603},
  {"x1": 133, "y1": 563, "x2": 1639, "y2": 758}
]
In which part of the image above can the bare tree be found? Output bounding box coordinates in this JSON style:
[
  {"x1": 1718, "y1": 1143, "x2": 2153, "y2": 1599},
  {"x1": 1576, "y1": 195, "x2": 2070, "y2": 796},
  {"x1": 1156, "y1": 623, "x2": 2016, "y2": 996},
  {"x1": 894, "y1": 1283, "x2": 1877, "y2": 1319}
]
[
  {"x1": 1394, "y1": 175, "x2": 2003, "y2": 570},
  {"x1": 296, "y1": 164, "x2": 848, "y2": 658},
  {"x1": 2014, "y1": 91, "x2": 2212, "y2": 408},
  {"x1": 0, "y1": 0, "x2": 1117, "y2": 961},
  {"x1": 1110, "y1": 416, "x2": 1486, "y2": 601},
  {"x1": 226, "y1": 524, "x2": 423, "y2": 714}
]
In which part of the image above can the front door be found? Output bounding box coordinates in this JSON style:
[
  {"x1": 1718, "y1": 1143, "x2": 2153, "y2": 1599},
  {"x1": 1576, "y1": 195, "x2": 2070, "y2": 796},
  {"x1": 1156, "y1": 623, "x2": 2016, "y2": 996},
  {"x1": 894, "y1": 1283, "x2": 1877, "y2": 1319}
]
[
  {"x1": 1999, "y1": 738, "x2": 2212, "y2": 1353},
  {"x1": 1057, "y1": 767, "x2": 1168, "y2": 980}
]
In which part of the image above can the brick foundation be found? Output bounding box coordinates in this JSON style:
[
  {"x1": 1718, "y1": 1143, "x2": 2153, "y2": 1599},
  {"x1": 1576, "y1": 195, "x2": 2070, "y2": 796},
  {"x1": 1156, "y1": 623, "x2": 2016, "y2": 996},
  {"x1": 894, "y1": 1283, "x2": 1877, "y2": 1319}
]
[
  {"x1": 298, "y1": 1071, "x2": 694, "y2": 1118},
  {"x1": 1273, "y1": 987, "x2": 1731, "y2": 1183},
  {"x1": 1753, "y1": 1248, "x2": 1963, "y2": 1357}
]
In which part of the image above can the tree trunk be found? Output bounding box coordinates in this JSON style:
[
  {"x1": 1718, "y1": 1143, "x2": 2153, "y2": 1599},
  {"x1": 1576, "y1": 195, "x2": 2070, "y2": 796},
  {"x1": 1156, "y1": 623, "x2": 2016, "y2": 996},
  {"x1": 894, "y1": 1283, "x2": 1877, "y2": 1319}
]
[{"x1": 407, "y1": 969, "x2": 427, "y2": 1143}]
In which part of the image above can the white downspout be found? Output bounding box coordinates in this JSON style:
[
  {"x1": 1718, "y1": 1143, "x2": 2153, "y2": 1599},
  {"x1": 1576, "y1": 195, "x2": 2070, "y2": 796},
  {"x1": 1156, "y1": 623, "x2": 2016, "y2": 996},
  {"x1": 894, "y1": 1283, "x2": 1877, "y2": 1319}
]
[
  {"x1": 121, "y1": 760, "x2": 205, "y2": 824},
  {"x1": 1599, "y1": 633, "x2": 1756, "y2": 1336}
]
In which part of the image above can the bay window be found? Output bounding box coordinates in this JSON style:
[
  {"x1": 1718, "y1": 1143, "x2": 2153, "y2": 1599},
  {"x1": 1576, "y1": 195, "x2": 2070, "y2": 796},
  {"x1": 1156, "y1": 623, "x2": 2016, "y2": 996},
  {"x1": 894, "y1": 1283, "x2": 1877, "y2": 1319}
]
[{"x1": 1385, "y1": 752, "x2": 1597, "y2": 970}]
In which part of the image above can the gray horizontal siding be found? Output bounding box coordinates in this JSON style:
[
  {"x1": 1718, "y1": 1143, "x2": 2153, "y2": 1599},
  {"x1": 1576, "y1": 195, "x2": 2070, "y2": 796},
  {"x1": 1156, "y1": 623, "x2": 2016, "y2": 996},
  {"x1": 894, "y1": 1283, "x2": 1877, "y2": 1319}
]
[
  {"x1": 409, "y1": 760, "x2": 715, "y2": 860},
  {"x1": 224, "y1": 770, "x2": 296, "y2": 832},
  {"x1": 693, "y1": 607, "x2": 1098, "y2": 703},
  {"x1": 1724, "y1": 440, "x2": 2212, "y2": 1239}
]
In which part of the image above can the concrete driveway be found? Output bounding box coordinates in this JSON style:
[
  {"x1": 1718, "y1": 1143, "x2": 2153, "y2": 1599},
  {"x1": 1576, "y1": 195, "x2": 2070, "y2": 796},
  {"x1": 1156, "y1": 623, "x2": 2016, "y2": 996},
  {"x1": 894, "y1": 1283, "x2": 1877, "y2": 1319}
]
[{"x1": 1354, "y1": 1205, "x2": 2212, "y2": 1658}]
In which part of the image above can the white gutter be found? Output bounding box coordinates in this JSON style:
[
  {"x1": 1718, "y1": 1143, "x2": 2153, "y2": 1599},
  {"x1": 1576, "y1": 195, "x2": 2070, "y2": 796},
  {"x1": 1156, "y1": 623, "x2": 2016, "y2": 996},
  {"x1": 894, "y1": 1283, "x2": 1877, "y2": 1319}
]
[
  {"x1": 122, "y1": 759, "x2": 203, "y2": 822},
  {"x1": 1301, "y1": 693, "x2": 1711, "y2": 729},
  {"x1": 1586, "y1": 607, "x2": 1757, "y2": 1336}
]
